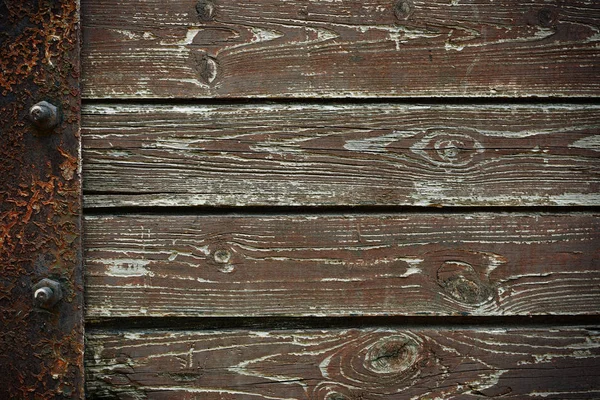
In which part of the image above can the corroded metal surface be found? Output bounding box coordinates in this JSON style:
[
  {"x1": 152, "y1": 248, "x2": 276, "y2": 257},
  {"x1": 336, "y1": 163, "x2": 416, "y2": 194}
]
[{"x1": 0, "y1": 0, "x2": 83, "y2": 398}]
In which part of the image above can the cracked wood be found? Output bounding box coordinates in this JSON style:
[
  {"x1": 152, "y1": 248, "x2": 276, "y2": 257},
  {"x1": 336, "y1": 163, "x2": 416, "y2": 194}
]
[
  {"x1": 82, "y1": 103, "x2": 600, "y2": 208},
  {"x1": 81, "y1": 0, "x2": 600, "y2": 98},
  {"x1": 86, "y1": 327, "x2": 600, "y2": 399},
  {"x1": 84, "y1": 213, "x2": 599, "y2": 318}
]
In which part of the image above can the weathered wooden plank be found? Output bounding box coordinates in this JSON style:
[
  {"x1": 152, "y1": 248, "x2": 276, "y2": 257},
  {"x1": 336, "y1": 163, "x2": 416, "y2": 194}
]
[
  {"x1": 81, "y1": 0, "x2": 600, "y2": 98},
  {"x1": 84, "y1": 213, "x2": 600, "y2": 318},
  {"x1": 86, "y1": 326, "x2": 600, "y2": 399},
  {"x1": 82, "y1": 103, "x2": 600, "y2": 208}
]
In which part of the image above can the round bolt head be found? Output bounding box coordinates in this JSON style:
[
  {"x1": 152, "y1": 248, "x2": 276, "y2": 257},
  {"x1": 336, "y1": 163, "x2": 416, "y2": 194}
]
[
  {"x1": 29, "y1": 101, "x2": 59, "y2": 131},
  {"x1": 34, "y1": 287, "x2": 53, "y2": 303},
  {"x1": 32, "y1": 278, "x2": 63, "y2": 309}
]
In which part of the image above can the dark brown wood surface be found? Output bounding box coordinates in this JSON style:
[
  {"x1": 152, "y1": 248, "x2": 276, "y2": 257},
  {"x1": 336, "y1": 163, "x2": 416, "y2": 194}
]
[
  {"x1": 82, "y1": 104, "x2": 600, "y2": 208},
  {"x1": 84, "y1": 213, "x2": 599, "y2": 318},
  {"x1": 81, "y1": 0, "x2": 600, "y2": 98},
  {"x1": 0, "y1": 0, "x2": 84, "y2": 397},
  {"x1": 80, "y1": 0, "x2": 600, "y2": 397},
  {"x1": 86, "y1": 326, "x2": 600, "y2": 399}
]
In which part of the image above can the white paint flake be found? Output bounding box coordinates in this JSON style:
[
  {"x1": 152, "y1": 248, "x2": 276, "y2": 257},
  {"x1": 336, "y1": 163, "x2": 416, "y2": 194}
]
[
  {"x1": 570, "y1": 135, "x2": 600, "y2": 151},
  {"x1": 102, "y1": 258, "x2": 154, "y2": 277}
]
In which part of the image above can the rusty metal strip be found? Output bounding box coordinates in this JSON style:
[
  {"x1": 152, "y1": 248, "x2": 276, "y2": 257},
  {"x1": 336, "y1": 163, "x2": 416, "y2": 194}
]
[{"x1": 0, "y1": 0, "x2": 83, "y2": 398}]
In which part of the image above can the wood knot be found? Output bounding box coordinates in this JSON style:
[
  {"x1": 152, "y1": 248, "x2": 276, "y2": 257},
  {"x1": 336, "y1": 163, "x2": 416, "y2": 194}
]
[
  {"x1": 365, "y1": 336, "x2": 420, "y2": 375},
  {"x1": 193, "y1": 53, "x2": 219, "y2": 85},
  {"x1": 538, "y1": 7, "x2": 558, "y2": 28},
  {"x1": 213, "y1": 249, "x2": 234, "y2": 273},
  {"x1": 317, "y1": 332, "x2": 422, "y2": 393},
  {"x1": 213, "y1": 249, "x2": 231, "y2": 264},
  {"x1": 437, "y1": 261, "x2": 492, "y2": 304},
  {"x1": 196, "y1": 0, "x2": 216, "y2": 22},
  {"x1": 297, "y1": 7, "x2": 309, "y2": 18},
  {"x1": 411, "y1": 130, "x2": 484, "y2": 167},
  {"x1": 394, "y1": 0, "x2": 414, "y2": 20},
  {"x1": 438, "y1": 141, "x2": 460, "y2": 161}
]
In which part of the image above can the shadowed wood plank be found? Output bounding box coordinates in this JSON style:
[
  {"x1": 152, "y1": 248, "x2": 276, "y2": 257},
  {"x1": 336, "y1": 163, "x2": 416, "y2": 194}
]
[
  {"x1": 86, "y1": 327, "x2": 600, "y2": 399},
  {"x1": 82, "y1": 103, "x2": 600, "y2": 208},
  {"x1": 84, "y1": 213, "x2": 600, "y2": 318},
  {"x1": 81, "y1": 0, "x2": 600, "y2": 98}
]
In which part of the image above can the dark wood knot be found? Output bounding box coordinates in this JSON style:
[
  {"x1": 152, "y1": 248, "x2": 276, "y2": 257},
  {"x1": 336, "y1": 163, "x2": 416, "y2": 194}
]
[
  {"x1": 192, "y1": 53, "x2": 220, "y2": 85},
  {"x1": 538, "y1": 7, "x2": 558, "y2": 28},
  {"x1": 213, "y1": 249, "x2": 231, "y2": 264},
  {"x1": 411, "y1": 130, "x2": 484, "y2": 167},
  {"x1": 437, "y1": 261, "x2": 493, "y2": 304},
  {"x1": 394, "y1": 0, "x2": 414, "y2": 20},
  {"x1": 196, "y1": 0, "x2": 215, "y2": 22},
  {"x1": 212, "y1": 248, "x2": 234, "y2": 273},
  {"x1": 365, "y1": 335, "x2": 420, "y2": 375}
]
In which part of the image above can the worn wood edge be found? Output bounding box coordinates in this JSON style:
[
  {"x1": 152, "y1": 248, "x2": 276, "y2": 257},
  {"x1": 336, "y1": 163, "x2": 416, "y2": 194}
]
[
  {"x1": 84, "y1": 212, "x2": 600, "y2": 318},
  {"x1": 83, "y1": 193, "x2": 600, "y2": 209},
  {"x1": 81, "y1": 103, "x2": 600, "y2": 208},
  {"x1": 85, "y1": 326, "x2": 600, "y2": 399}
]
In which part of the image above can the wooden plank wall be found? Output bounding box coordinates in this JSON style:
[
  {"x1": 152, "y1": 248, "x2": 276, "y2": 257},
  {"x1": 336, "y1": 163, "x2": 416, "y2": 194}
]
[{"x1": 82, "y1": 0, "x2": 600, "y2": 398}]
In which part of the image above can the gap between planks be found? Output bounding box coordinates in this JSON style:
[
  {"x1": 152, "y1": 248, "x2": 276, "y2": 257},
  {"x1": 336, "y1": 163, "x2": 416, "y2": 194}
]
[
  {"x1": 85, "y1": 315, "x2": 600, "y2": 331},
  {"x1": 83, "y1": 205, "x2": 600, "y2": 216},
  {"x1": 81, "y1": 98, "x2": 600, "y2": 106}
]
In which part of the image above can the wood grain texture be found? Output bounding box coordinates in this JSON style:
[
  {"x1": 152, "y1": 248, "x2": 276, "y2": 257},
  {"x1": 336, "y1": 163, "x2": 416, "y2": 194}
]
[
  {"x1": 86, "y1": 327, "x2": 600, "y2": 399},
  {"x1": 82, "y1": 103, "x2": 600, "y2": 208},
  {"x1": 84, "y1": 213, "x2": 600, "y2": 318},
  {"x1": 81, "y1": 0, "x2": 600, "y2": 98}
]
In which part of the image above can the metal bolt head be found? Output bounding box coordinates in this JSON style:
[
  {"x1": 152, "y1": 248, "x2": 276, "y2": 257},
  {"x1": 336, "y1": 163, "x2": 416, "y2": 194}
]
[
  {"x1": 29, "y1": 101, "x2": 59, "y2": 131},
  {"x1": 34, "y1": 287, "x2": 53, "y2": 303},
  {"x1": 32, "y1": 278, "x2": 63, "y2": 309}
]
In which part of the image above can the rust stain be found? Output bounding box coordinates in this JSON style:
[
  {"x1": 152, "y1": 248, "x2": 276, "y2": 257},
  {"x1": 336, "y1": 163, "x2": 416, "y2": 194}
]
[
  {"x1": 58, "y1": 147, "x2": 77, "y2": 181},
  {"x1": 0, "y1": 0, "x2": 83, "y2": 398}
]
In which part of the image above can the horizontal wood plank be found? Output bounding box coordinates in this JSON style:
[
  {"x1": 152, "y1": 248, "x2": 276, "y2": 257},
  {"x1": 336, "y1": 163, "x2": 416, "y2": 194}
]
[
  {"x1": 86, "y1": 326, "x2": 600, "y2": 399},
  {"x1": 81, "y1": 0, "x2": 600, "y2": 98},
  {"x1": 82, "y1": 104, "x2": 600, "y2": 208},
  {"x1": 84, "y1": 213, "x2": 600, "y2": 318}
]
